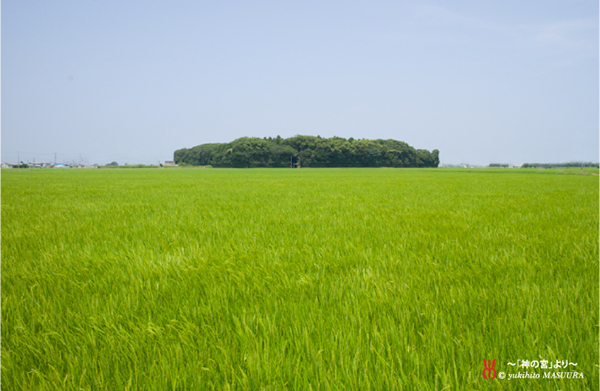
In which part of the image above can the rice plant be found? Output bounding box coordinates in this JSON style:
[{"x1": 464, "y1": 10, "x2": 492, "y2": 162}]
[{"x1": 2, "y1": 168, "x2": 598, "y2": 390}]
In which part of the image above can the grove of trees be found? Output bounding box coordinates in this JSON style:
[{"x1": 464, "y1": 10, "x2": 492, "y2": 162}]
[{"x1": 174, "y1": 136, "x2": 439, "y2": 168}]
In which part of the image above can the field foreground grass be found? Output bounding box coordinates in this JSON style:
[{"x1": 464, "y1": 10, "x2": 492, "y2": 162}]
[{"x1": 2, "y1": 168, "x2": 598, "y2": 390}]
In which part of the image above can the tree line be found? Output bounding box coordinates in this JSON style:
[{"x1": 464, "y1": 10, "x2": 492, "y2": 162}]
[
  {"x1": 174, "y1": 135, "x2": 439, "y2": 168},
  {"x1": 521, "y1": 162, "x2": 599, "y2": 168}
]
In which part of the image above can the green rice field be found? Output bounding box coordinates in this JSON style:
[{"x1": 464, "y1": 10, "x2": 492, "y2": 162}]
[{"x1": 2, "y1": 168, "x2": 598, "y2": 390}]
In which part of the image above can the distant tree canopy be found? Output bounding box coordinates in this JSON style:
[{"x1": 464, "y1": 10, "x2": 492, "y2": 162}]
[
  {"x1": 174, "y1": 136, "x2": 439, "y2": 168},
  {"x1": 522, "y1": 162, "x2": 599, "y2": 168}
]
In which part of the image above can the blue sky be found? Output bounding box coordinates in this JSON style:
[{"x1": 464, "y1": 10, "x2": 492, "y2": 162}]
[{"x1": 2, "y1": 1, "x2": 598, "y2": 165}]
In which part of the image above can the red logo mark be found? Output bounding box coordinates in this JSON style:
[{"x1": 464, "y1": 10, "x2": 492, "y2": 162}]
[{"x1": 483, "y1": 359, "x2": 497, "y2": 379}]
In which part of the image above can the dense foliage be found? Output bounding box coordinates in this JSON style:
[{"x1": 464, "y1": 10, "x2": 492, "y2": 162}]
[{"x1": 174, "y1": 135, "x2": 439, "y2": 168}]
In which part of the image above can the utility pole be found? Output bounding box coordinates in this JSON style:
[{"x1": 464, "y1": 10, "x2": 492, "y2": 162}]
[
  {"x1": 17, "y1": 151, "x2": 19, "y2": 165},
  {"x1": 54, "y1": 153, "x2": 57, "y2": 165}
]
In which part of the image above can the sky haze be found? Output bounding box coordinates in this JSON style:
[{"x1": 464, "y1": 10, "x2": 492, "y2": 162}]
[{"x1": 2, "y1": 1, "x2": 598, "y2": 165}]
